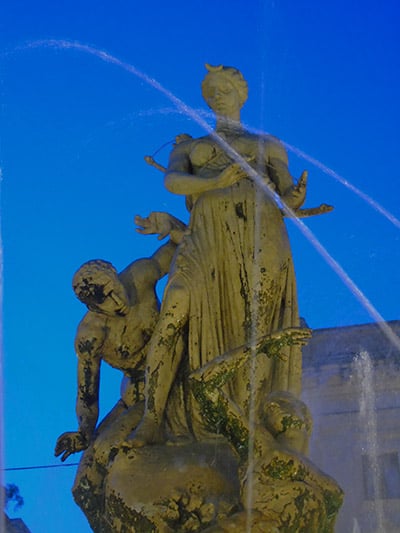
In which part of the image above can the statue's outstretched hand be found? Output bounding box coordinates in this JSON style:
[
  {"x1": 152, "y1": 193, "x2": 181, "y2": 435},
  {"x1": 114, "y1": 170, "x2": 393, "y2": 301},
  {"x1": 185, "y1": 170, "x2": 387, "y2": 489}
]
[
  {"x1": 272, "y1": 327, "x2": 312, "y2": 346},
  {"x1": 282, "y1": 170, "x2": 308, "y2": 210},
  {"x1": 55, "y1": 431, "x2": 89, "y2": 462},
  {"x1": 135, "y1": 212, "x2": 186, "y2": 241}
]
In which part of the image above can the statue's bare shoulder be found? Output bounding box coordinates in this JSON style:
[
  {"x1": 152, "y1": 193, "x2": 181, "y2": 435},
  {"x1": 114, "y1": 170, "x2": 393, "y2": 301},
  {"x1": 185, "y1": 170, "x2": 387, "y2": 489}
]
[
  {"x1": 75, "y1": 312, "x2": 107, "y2": 360},
  {"x1": 119, "y1": 258, "x2": 161, "y2": 300}
]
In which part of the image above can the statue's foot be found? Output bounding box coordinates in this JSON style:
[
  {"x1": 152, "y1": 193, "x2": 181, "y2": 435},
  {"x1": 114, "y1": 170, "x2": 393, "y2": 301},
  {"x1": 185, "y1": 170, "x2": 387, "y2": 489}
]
[{"x1": 125, "y1": 416, "x2": 165, "y2": 448}]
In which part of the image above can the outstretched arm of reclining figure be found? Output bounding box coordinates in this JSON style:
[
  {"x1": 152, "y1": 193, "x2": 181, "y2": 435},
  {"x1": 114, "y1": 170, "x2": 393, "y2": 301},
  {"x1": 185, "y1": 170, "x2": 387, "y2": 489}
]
[
  {"x1": 55, "y1": 319, "x2": 103, "y2": 461},
  {"x1": 190, "y1": 328, "x2": 311, "y2": 388}
]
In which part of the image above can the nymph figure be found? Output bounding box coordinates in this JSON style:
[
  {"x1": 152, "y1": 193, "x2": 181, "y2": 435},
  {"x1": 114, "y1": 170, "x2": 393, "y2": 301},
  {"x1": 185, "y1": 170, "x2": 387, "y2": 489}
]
[{"x1": 131, "y1": 64, "x2": 307, "y2": 446}]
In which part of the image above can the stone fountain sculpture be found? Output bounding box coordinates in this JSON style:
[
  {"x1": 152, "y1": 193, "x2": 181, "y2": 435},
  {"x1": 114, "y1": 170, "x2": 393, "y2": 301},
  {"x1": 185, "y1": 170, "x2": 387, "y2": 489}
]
[{"x1": 55, "y1": 64, "x2": 343, "y2": 532}]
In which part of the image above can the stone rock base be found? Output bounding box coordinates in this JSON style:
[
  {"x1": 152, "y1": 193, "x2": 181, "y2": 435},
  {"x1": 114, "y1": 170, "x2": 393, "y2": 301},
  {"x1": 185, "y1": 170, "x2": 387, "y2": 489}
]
[{"x1": 100, "y1": 440, "x2": 240, "y2": 532}]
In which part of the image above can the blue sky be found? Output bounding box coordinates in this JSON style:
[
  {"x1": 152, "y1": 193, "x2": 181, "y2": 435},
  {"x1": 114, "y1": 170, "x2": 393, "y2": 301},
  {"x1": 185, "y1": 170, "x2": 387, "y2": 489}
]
[{"x1": 1, "y1": 1, "x2": 399, "y2": 531}]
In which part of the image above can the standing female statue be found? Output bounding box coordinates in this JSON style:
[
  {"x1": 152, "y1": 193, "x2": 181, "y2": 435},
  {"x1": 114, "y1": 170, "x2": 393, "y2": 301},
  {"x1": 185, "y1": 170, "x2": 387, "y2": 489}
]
[{"x1": 131, "y1": 64, "x2": 308, "y2": 446}]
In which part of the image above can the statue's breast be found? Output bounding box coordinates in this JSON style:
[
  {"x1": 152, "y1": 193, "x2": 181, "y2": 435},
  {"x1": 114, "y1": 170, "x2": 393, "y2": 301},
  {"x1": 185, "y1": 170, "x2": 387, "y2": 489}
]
[
  {"x1": 189, "y1": 140, "x2": 217, "y2": 167},
  {"x1": 189, "y1": 140, "x2": 232, "y2": 174},
  {"x1": 230, "y1": 136, "x2": 259, "y2": 164}
]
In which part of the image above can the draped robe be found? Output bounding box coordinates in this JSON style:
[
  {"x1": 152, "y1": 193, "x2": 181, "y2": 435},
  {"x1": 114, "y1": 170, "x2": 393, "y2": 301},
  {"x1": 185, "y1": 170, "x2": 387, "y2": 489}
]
[{"x1": 165, "y1": 130, "x2": 301, "y2": 437}]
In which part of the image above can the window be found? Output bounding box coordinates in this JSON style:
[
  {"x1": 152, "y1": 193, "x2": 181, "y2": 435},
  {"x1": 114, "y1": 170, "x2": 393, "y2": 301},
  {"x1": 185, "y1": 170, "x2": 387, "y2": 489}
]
[{"x1": 362, "y1": 452, "x2": 400, "y2": 500}]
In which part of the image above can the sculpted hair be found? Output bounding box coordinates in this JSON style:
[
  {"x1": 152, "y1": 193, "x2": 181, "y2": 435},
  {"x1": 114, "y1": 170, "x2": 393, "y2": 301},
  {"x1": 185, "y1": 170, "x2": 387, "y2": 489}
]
[
  {"x1": 202, "y1": 64, "x2": 249, "y2": 107},
  {"x1": 72, "y1": 259, "x2": 117, "y2": 292}
]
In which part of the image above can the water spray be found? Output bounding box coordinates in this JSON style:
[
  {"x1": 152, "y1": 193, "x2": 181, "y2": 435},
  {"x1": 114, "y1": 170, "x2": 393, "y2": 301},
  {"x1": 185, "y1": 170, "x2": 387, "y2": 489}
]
[{"x1": 15, "y1": 39, "x2": 400, "y2": 354}]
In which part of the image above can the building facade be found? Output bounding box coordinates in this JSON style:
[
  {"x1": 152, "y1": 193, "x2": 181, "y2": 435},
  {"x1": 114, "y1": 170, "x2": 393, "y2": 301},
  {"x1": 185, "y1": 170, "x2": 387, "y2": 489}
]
[{"x1": 302, "y1": 321, "x2": 400, "y2": 533}]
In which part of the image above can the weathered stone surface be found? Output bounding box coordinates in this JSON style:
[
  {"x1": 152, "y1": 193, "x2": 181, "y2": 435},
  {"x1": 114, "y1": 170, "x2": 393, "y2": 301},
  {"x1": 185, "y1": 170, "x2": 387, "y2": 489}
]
[
  {"x1": 59, "y1": 63, "x2": 343, "y2": 532},
  {"x1": 103, "y1": 441, "x2": 240, "y2": 532}
]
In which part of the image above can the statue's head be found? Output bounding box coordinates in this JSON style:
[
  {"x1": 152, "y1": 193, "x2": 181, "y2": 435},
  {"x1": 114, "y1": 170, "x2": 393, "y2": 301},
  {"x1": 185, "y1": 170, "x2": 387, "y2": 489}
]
[
  {"x1": 201, "y1": 64, "x2": 248, "y2": 116},
  {"x1": 262, "y1": 391, "x2": 313, "y2": 439},
  {"x1": 72, "y1": 260, "x2": 129, "y2": 316}
]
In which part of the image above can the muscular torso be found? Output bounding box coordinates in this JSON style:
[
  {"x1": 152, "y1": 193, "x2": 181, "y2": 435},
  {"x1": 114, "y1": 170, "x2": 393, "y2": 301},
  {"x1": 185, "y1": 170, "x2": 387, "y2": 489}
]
[
  {"x1": 101, "y1": 297, "x2": 159, "y2": 373},
  {"x1": 76, "y1": 264, "x2": 161, "y2": 376}
]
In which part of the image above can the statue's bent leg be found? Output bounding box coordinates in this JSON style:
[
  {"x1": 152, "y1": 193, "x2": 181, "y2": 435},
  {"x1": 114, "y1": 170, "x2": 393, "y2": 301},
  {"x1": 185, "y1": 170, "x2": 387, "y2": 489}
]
[
  {"x1": 94, "y1": 401, "x2": 144, "y2": 465},
  {"x1": 130, "y1": 280, "x2": 189, "y2": 447}
]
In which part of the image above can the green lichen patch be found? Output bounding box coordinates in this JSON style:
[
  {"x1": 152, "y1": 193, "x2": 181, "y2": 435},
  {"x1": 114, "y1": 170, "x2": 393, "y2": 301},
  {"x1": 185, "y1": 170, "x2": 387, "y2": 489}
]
[
  {"x1": 106, "y1": 493, "x2": 158, "y2": 533},
  {"x1": 258, "y1": 332, "x2": 298, "y2": 361},
  {"x1": 191, "y1": 381, "x2": 248, "y2": 460},
  {"x1": 263, "y1": 457, "x2": 297, "y2": 481}
]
